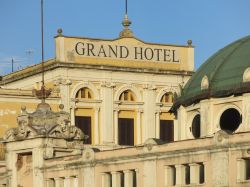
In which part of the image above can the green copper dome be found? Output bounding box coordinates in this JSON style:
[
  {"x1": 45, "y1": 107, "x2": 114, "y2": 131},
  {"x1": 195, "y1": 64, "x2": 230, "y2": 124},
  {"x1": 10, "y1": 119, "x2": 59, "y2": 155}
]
[{"x1": 174, "y1": 35, "x2": 250, "y2": 109}]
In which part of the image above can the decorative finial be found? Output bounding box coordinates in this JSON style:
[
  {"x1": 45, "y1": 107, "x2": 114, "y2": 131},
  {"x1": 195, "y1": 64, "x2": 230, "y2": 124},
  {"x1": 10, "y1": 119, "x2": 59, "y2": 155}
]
[
  {"x1": 119, "y1": 0, "x2": 134, "y2": 38},
  {"x1": 57, "y1": 28, "x2": 63, "y2": 36},
  {"x1": 21, "y1": 106, "x2": 27, "y2": 114}
]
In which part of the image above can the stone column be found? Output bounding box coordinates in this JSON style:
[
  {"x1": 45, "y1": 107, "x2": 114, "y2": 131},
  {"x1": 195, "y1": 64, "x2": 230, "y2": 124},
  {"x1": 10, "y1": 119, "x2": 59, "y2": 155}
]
[
  {"x1": 32, "y1": 148, "x2": 45, "y2": 187},
  {"x1": 143, "y1": 85, "x2": 157, "y2": 141},
  {"x1": 68, "y1": 176, "x2": 77, "y2": 187},
  {"x1": 189, "y1": 163, "x2": 201, "y2": 185},
  {"x1": 64, "y1": 177, "x2": 70, "y2": 187},
  {"x1": 114, "y1": 108, "x2": 119, "y2": 145},
  {"x1": 175, "y1": 164, "x2": 186, "y2": 186},
  {"x1": 70, "y1": 105, "x2": 76, "y2": 126},
  {"x1": 111, "y1": 171, "x2": 122, "y2": 187},
  {"x1": 237, "y1": 159, "x2": 246, "y2": 182},
  {"x1": 7, "y1": 152, "x2": 17, "y2": 187},
  {"x1": 135, "y1": 169, "x2": 139, "y2": 187},
  {"x1": 101, "y1": 82, "x2": 114, "y2": 144},
  {"x1": 45, "y1": 178, "x2": 55, "y2": 187},
  {"x1": 94, "y1": 107, "x2": 100, "y2": 144},
  {"x1": 101, "y1": 173, "x2": 111, "y2": 187},
  {"x1": 57, "y1": 79, "x2": 72, "y2": 113},
  {"x1": 54, "y1": 178, "x2": 64, "y2": 187},
  {"x1": 211, "y1": 151, "x2": 229, "y2": 186},
  {"x1": 155, "y1": 111, "x2": 160, "y2": 139},
  {"x1": 178, "y1": 106, "x2": 187, "y2": 140},
  {"x1": 143, "y1": 160, "x2": 157, "y2": 187},
  {"x1": 83, "y1": 167, "x2": 95, "y2": 187},
  {"x1": 124, "y1": 170, "x2": 133, "y2": 187},
  {"x1": 136, "y1": 109, "x2": 143, "y2": 144},
  {"x1": 164, "y1": 166, "x2": 175, "y2": 186},
  {"x1": 74, "y1": 176, "x2": 79, "y2": 187}
]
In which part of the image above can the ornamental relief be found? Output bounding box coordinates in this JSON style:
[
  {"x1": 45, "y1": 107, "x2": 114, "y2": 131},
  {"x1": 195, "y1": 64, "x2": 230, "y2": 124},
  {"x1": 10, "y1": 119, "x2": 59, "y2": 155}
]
[{"x1": 243, "y1": 67, "x2": 250, "y2": 82}]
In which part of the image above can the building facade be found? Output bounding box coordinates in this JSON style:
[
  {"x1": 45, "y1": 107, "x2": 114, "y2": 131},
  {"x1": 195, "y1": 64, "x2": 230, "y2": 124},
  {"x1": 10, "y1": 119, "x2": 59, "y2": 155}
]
[
  {"x1": 0, "y1": 29, "x2": 194, "y2": 147},
  {"x1": 1, "y1": 23, "x2": 250, "y2": 187}
]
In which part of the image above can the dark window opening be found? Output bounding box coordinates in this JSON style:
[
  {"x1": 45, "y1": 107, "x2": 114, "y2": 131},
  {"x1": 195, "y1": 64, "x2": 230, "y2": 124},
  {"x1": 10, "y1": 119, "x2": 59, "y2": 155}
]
[
  {"x1": 220, "y1": 108, "x2": 241, "y2": 133},
  {"x1": 118, "y1": 118, "x2": 134, "y2": 146},
  {"x1": 246, "y1": 159, "x2": 250, "y2": 180},
  {"x1": 199, "y1": 163, "x2": 205, "y2": 184},
  {"x1": 120, "y1": 171, "x2": 124, "y2": 187},
  {"x1": 133, "y1": 170, "x2": 137, "y2": 187},
  {"x1": 160, "y1": 120, "x2": 174, "y2": 142},
  {"x1": 75, "y1": 116, "x2": 92, "y2": 144},
  {"x1": 192, "y1": 114, "x2": 201, "y2": 138},
  {"x1": 185, "y1": 164, "x2": 190, "y2": 185}
]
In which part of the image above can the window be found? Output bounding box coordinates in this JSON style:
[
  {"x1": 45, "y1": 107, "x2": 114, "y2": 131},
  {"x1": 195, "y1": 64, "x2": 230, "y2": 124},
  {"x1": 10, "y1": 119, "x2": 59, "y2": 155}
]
[
  {"x1": 118, "y1": 118, "x2": 134, "y2": 146},
  {"x1": 185, "y1": 164, "x2": 190, "y2": 185},
  {"x1": 220, "y1": 108, "x2": 241, "y2": 133},
  {"x1": 76, "y1": 87, "x2": 93, "y2": 99},
  {"x1": 75, "y1": 116, "x2": 92, "y2": 144},
  {"x1": 119, "y1": 90, "x2": 135, "y2": 102},
  {"x1": 191, "y1": 114, "x2": 201, "y2": 138},
  {"x1": 161, "y1": 92, "x2": 174, "y2": 103},
  {"x1": 199, "y1": 163, "x2": 205, "y2": 184},
  {"x1": 160, "y1": 120, "x2": 174, "y2": 142}
]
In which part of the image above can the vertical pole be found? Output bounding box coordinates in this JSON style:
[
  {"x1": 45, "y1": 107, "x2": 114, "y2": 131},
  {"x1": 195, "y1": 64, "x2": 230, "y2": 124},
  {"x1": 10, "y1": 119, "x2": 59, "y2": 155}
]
[
  {"x1": 11, "y1": 58, "x2": 14, "y2": 72},
  {"x1": 41, "y1": 0, "x2": 45, "y2": 103},
  {"x1": 125, "y1": 0, "x2": 128, "y2": 15}
]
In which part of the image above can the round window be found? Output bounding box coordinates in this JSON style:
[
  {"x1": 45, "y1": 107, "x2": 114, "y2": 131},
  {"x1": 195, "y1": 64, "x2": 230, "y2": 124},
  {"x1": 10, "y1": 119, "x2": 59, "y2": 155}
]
[
  {"x1": 191, "y1": 114, "x2": 201, "y2": 138},
  {"x1": 220, "y1": 108, "x2": 241, "y2": 133}
]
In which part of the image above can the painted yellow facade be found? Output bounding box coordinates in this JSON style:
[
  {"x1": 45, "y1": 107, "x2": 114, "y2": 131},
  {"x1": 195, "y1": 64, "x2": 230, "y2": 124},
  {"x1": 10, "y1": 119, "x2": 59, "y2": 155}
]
[{"x1": 0, "y1": 34, "x2": 193, "y2": 147}]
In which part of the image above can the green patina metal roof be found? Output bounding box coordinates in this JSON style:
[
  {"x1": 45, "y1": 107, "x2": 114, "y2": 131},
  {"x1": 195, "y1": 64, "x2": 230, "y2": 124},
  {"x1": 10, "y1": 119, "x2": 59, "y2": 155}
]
[{"x1": 173, "y1": 35, "x2": 250, "y2": 110}]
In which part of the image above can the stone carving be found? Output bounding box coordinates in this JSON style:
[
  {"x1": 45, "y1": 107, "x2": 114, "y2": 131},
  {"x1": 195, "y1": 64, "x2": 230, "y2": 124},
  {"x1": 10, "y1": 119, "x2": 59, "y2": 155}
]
[
  {"x1": 213, "y1": 130, "x2": 230, "y2": 145},
  {"x1": 43, "y1": 147, "x2": 54, "y2": 159},
  {"x1": 201, "y1": 75, "x2": 209, "y2": 90},
  {"x1": 243, "y1": 67, "x2": 250, "y2": 82},
  {"x1": 143, "y1": 138, "x2": 163, "y2": 152},
  {"x1": 3, "y1": 103, "x2": 87, "y2": 142}
]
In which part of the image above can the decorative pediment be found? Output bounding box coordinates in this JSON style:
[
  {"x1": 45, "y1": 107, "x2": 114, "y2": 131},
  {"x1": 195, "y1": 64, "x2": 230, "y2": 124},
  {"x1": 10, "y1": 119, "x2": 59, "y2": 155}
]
[{"x1": 3, "y1": 103, "x2": 87, "y2": 142}]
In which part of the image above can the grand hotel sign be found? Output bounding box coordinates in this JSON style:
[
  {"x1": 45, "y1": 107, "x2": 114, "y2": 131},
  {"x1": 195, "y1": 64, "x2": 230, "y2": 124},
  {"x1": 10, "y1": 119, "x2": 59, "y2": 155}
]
[{"x1": 74, "y1": 41, "x2": 180, "y2": 63}]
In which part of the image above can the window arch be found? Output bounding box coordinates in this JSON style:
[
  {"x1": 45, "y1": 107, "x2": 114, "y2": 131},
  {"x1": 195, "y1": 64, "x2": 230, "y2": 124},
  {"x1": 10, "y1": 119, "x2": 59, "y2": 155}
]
[
  {"x1": 119, "y1": 90, "x2": 136, "y2": 102},
  {"x1": 75, "y1": 87, "x2": 93, "y2": 99},
  {"x1": 161, "y1": 92, "x2": 174, "y2": 103}
]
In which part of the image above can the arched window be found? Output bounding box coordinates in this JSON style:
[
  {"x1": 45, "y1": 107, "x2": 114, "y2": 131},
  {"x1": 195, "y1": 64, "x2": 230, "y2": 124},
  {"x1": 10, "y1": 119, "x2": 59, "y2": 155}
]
[
  {"x1": 76, "y1": 87, "x2": 93, "y2": 99},
  {"x1": 119, "y1": 90, "x2": 136, "y2": 102},
  {"x1": 220, "y1": 108, "x2": 241, "y2": 134},
  {"x1": 191, "y1": 114, "x2": 201, "y2": 138},
  {"x1": 161, "y1": 92, "x2": 174, "y2": 103}
]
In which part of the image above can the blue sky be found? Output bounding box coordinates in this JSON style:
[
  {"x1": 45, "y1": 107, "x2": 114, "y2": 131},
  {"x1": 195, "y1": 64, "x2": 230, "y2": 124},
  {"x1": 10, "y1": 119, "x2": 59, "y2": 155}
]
[{"x1": 0, "y1": 0, "x2": 250, "y2": 75}]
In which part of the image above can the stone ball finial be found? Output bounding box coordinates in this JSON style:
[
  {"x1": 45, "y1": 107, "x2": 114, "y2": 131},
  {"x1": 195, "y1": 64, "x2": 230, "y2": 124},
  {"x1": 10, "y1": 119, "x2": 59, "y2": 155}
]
[
  {"x1": 59, "y1": 104, "x2": 64, "y2": 111},
  {"x1": 21, "y1": 105, "x2": 27, "y2": 114},
  {"x1": 57, "y1": 28, "x2": 63, "y2": 36},
  {"x1": 187, "y1": 40, "x2": 193, "y2": 46}
]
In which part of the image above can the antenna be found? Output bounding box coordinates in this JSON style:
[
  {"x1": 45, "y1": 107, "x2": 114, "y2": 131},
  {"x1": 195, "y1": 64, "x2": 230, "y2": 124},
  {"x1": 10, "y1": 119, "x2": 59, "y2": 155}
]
[
  {"x1": 41, "y1": 0, "x2": 45, "y2": 87},
  {"x1": 0, "y1": 57, "x2": 24, "y2": 73},
  {"x1": 25, "y1": 49, "x2": 34, "y2": 65},
  {"x1": 125, "y1": 0, "x2": 128, "y2": 15}
]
